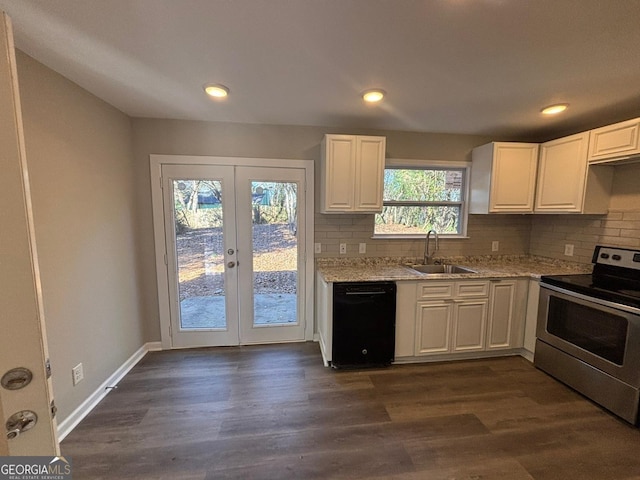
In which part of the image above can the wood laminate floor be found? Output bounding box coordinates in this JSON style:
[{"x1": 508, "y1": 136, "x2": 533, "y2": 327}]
[{"x1": 61, "y1": 342, "x2": 640, "y2": 479}]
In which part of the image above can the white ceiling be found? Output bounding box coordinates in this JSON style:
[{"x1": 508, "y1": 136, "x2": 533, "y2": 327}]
[{"x1": 1, "y1": 0, "x2": 640, "y2": 140}]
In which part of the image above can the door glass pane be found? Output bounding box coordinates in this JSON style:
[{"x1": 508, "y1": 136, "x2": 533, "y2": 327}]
[
  {"x1": 251, "y1": 181, "x2": 298, "y2": 326},
  {"x1": 173, "y1": 179, "x2": 226, "y2": 330}
]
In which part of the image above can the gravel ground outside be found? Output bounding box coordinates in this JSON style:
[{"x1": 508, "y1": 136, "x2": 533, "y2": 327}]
[{"x1": 176, "y1": 223, "x2": 297, "y2": 301}]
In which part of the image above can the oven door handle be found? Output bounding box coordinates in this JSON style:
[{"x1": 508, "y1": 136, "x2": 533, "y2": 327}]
[{"x1": 540, "y1": 282, "x2": 640, "y2": 316}]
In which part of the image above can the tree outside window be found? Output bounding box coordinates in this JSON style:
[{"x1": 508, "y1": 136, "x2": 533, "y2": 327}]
[{"x1": 374, "y1": 166, "x2": 468, "y2": 236}]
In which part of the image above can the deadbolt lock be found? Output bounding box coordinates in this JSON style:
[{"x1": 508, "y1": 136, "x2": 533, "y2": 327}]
[{"x1": 1, "y1": 367, "x2": 33, "y2": 391}]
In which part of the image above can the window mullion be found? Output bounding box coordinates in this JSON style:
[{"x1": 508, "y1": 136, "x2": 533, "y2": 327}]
[{"x1": 383, "y1": 201, "x2": 463, "y2": 207}]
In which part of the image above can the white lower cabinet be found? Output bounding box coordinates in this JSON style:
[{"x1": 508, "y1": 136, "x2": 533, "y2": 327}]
[
  {"x1": 522, "y1": 279, "x2": 541, "y2": 360},
  {"x1": 486, "y1": 280, "x2": 517, "y2": 350},
  {"x1": 416, "y1": 301, "x2": 453, "y2": 354},
  {"x1": 453, "y1": 299, "x2": 489, "y2": 352},
  {"x1": 397, "y1": 278, "x2": 526, "y2": 360},
  {"x1": 395, "y1": 281, "x2": 417, "y2": 357},
  {"x1": 415, "y1": 280, "x2": 489, "y2": 356}
]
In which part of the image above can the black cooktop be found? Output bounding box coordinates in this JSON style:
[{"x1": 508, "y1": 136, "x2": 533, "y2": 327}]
[
  {"x1": 541, "y1": 273, "x2": 640, "y2": 309},
  {"x1": 540, "y1": 245, "x2": 640, "y2": 310}
]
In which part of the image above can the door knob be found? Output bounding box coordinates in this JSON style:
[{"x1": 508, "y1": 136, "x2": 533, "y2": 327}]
[
  {"x1": 6, "y1": 410, "x2": 37, "y2": 439},
  {"x1": 227, "y1": 261, "x2": 236, "y2": 268}
]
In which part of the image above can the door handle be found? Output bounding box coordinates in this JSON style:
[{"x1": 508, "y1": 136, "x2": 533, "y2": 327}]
[
  {"x1": 227, "y1": 261, "x2": 236, "y2": 268},
  {"x1": 6, "y1": 410, "x2": 37, "y2": 440}
]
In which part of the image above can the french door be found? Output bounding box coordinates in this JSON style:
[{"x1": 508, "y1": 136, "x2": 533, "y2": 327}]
[{"x1": 154, "y1": 158, "x2": 312, "y2": 348}]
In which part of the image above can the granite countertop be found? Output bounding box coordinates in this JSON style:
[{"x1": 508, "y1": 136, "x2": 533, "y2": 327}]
[{"x1": 316, "y1": 255, "x2": 593, "y2": 283}]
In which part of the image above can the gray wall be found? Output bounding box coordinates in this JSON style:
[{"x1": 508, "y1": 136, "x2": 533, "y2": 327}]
[{"x1": 16, "y1": 52, "x2": 145, "y2": 422}]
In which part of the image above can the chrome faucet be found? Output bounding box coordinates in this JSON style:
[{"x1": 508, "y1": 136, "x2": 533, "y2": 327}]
[{"x1": 424, "y1": 229, "x2": 439, "y2": 264}]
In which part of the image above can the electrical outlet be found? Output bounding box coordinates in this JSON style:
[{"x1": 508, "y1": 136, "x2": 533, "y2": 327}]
[
  {"x1": 359, "y1": 243, "x2": 366, "y2": 254},
  {"x1": 492, "y1": 241, "x2": 499, "y2": 252},
  {"x1": 314, "y1": 242, "x2": 321, "y2": 254},
  {"x1": 564, "y1": 244, "x2": 574, "y2": 256},
  {"x1": 339, "y1": 243, "x2": 347, "y2": 254},
  {"x1": 72, "y1": 363, "x2": 84, "y2": 386}
]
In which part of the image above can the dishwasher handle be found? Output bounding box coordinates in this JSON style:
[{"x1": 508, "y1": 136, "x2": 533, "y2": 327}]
[
  {"x1": 334, "y1": 282, "x2": 396, "y2": 297},
  {"x1": 345, "y1": 290, "x2": 389, "y2": 295}
]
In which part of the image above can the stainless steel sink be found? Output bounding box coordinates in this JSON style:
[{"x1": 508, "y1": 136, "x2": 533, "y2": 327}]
[{"x1": 408, "y1": 264, "x2": 477, "y2": 274}]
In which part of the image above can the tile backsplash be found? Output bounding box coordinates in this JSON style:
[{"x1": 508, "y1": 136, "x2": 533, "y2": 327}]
[
  {"x1": 530, "y1": 209, "x2": 640, "y2": 263},
  {"x1": 314, "y1": 213, "x2": 531, "y2": 259},
  {"x1": 315, "y1": 208, "x2": 640, "y2": 264}
]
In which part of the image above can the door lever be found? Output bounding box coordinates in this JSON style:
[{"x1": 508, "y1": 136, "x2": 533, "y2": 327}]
[{"x1": 6, "y1": 410, "x2": 37, "y2": 440}]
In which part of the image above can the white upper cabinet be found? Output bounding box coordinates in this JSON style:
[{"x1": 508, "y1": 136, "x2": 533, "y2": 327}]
[
  {"x1": 320, "y1": 134, "x2": 386, "y2": 213},
  {"x1": 588, "y1": 117, "x2": 640, "y2": 164},
  {"x1": 535, "y1": 132, "x2": 613, "y2": 214},
  {"x1": 470, "y1": 142, "x2": 539, "y2": 213}
]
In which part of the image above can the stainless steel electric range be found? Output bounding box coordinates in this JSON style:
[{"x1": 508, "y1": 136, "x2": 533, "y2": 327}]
[{"x1": 536, "y1": 245, "x2": 640, "y2": 425}]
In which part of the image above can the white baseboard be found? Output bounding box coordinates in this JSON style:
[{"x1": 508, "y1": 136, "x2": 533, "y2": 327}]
[
  {"x1": 520, "y1": 348, "x2": 534, "y2": 363},
  {"x1": 146, "y1": 341, "x2": 162, "y2": 352},
  {"x1": 57, "y1": 341, "x2": 160, "y2": 441}
]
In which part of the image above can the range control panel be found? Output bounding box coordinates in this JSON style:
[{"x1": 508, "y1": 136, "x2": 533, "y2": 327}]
[{"x1": 595, "y1": 245, "x2": 640, "y2": 270}]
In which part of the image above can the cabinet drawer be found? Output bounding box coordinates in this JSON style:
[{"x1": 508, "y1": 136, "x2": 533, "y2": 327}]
[
  {"x1": 455, "y1": 281, "x2": 489, "y2": 298},
  {"x1": 417, "y1": 282, "x2": 454, "y2": 299}
]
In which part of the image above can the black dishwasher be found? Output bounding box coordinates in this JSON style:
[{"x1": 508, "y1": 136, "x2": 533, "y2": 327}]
[{"x1": 332, "y1": 282, "x2": 396, "y2": 368}]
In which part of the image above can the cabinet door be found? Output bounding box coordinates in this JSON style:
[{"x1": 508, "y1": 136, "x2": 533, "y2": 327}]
[
  {"x1": 452, "y1": 299, "x2": 488, "y2": 352},
  {"x1": 490, "y1": 143, "x2": 539, "y2": 212},
  {"x1": 395, "y1": 282, "x2": 417, "y2": 358},
  {"x1": 588, "y1": 118, "x2": 640, "y2": 163},
  {"x1": 486, "y1": 280, "x2": 516, "y2": 350},
  {"x1": 523, "y1": 280, "x2": 540, "y2": 355},
  {"x1": 322, "y1": 135, "x2": 356, "y2": 212},
  {"x1": 354, "y1": 136, "x2": 385, "y2": 212},
  {"x1": 415, "y1": 301, "x2": 452, "y2": 355},
  {"x1": 535, "y1": 132, "x2": 589, "y2": 212}
]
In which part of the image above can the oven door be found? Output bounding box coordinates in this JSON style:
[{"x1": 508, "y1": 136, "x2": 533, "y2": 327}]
[{"x1": 537, "y1": 284, "x2": 640, "y2": 388}]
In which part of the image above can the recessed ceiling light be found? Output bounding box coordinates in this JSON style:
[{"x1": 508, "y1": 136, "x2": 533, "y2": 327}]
[
  {"x1": 203, "y1": 84, "x2": 229, "y2": 98},
  {"x1": 541, "y1": 103, "x2": 568, "y2": 115},
  {"x1": 362, "y1": 89, "x2": 386, "y2": 103}
]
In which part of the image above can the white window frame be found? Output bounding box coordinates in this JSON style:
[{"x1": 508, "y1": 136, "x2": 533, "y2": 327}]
[{"x1": 373, "y1": 159, "x2": 471, "y2": 239}]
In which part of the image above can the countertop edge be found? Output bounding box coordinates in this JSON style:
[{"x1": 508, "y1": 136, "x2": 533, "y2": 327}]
[{"x1": 316, "y1": 259, "x2": 592, "y2": 283}]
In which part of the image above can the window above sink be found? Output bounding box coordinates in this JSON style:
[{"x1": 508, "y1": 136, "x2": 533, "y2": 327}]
[{"x1": 374, "y1": 159, "x2": 470, "y2": 239}]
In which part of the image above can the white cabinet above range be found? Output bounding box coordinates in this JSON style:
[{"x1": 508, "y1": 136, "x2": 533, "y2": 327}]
[
  {"x1": 535, "y1": 132, "x2": 613, "y2": 214},
  {"x1": 471, "y1": 132, "x2": 614, "y2": 215},
  {"x1": 588, "y1": 117, "x2": 640, "y2": 164},
  {"x1": 319, "y1": 134, "x2": 386, "y2": 213}
]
